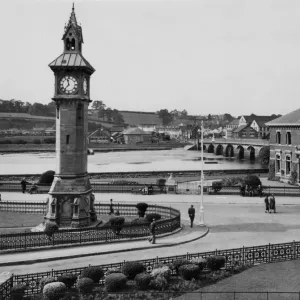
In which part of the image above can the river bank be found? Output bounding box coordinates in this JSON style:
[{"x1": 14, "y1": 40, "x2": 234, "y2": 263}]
[{"x1": 0, "y1": 142, "x2": 187, "y2": 153}]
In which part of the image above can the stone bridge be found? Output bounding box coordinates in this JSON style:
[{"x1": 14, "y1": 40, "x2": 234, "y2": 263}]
[{"x1": 189, "y1": 138, "x2": 270, "y2": 161}]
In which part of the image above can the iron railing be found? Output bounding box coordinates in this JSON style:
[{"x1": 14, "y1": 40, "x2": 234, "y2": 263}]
[
  {"x1": 1, "y1": 181, "x2": 300, "y2": 196},
  {"x1": 0, "y1": 240, "x2": 299, "y2": 298},
  {"x1": 0, "y1": 204, "x2": 180, "y2": 252}
]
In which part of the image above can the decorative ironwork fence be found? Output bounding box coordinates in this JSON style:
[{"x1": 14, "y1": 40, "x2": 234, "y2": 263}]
[
  {"x1": 0, "y1": 204, "x2": 180, "y2": 252},
  {"x1": 1, "y1": 240, "x2": 299, "y2": 298},
  {"x1": 1, "y1": 181, "x2": 300, "y2": 196}
]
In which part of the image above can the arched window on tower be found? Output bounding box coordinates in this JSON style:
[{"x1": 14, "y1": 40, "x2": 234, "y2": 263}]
[
  {"x1": 71, "y1": 38, "x2": 75, "y2": 51},
  {"x1": 66, "y1": 38, "x2": 71, "y2": 51}
]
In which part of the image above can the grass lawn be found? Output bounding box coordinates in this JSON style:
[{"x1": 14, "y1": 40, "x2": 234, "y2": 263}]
[{"x1": 175, "y1": 260, "x2": 300, "y2": 300}]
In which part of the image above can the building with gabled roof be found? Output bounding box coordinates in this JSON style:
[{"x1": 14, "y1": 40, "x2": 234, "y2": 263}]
[
  {"x1": 123, "y1": 127, "x2": 151, "y2": 144},
  {"x1": 266, "y1": 108, "x2": 300, "y2": 184}
]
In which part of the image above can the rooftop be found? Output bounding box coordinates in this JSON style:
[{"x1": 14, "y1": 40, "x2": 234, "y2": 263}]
[{"x1": 266, "y1": 108, "x2": 300, "y2": 126}]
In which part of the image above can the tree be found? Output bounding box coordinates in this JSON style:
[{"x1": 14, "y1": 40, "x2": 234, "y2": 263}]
[
  {"x1": 181, "y1": 109, "x2": 188, "y2": 117},
  {"x1": 208, "y1": 114, "x2": 212, "y2": 120},
  {"x1": 111, "y1": 109, "x2": 124, "y2": 124},
  {"x1": 91, "y1": 100, "x2": 106, "y2": 120},
  {"x1": 223, "y1": 113, "x2": 234, "y2": 123},
  {"x1": 157, "y1": 109, "x2": 173, "y2": 125}
]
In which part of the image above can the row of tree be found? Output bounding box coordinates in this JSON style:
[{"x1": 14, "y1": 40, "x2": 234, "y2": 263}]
[{"x1": 90, "y1": 100, "x2": 124, "y2": 123}]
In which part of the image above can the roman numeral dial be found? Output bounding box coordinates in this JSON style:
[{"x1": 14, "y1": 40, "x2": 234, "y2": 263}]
[{"x1": 59, "y1": 75, "x2": 78, "y2": 95}]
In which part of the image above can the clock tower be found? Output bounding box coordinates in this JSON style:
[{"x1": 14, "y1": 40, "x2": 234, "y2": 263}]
[{"x1": 46, "y1": 4, "x2": 96, "y2": 227}]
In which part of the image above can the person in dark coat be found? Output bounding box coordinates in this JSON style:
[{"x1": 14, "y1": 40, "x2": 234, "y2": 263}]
[
  {"x1": 149, "y1": 218, "x2": 157, "y2": 244},
  {"x1": 269, "y1": 194, "x2": 276, "y2": 213},
  {"x1": 20, "y1": 178, "x2": 27, "y2": 193},
  {"x1": 188, "y1": 205, "x2": 196, "y2": 228},
  {"x1": 264, "y1": 195, "x2": 269, "y2": 213},
  {"x1": 257, "y1": 184, "x2": 263, "y2": 197},
  {"x1": 240, "y1": 185, "x2": 246, "y2": 197},
  {"x1": 109, "y1": 199, "x2": 114, "y2": 215}
]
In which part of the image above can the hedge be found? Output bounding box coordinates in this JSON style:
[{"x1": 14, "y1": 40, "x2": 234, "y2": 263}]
[
  {"x1": 122, "y1": 261, "x2": 145, "y2": 279},
  {"x1": 105, "y1": 273, "x2": 127, "y2": 292},
  {"x1": 134, "y1": 272, "x2": 152, "y2": 290},
  {"x1": 11, "y1": 284, "x2": 27, "y2": 300},
  {"x1": 178, "y1": 264, "x2": 200, "y2": 280},
  {"x1": 57, "y1": 273, "x2": 77, "y2": 289},
  {"x1": 206, "y1": 256, "x2": 226, "y2": 271},
  {"x1": 145, "y1": 213, "x2": 161, "y2": 222},
  {"x1": 39, "y1": 277, "x2": 57, "y2": 291},
  {"x1": 76, "y1": 277, "x2": 94, "y2": 294},
  {"x1": 80, "y1": 266, "x2": 104, "y2": 283},
  {"x1": 43, "y1": 282, "x2": 66, "y2": 300}
]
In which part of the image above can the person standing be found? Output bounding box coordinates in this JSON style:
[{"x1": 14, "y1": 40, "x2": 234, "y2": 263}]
[
  {"x1": 149, "y1": 218, "x2": 157, "y2": 244},
  {"x1": 188, "y1": 205, "x2": 195, "y2": 228},
  {"x1": 20, "y1": 178, "x2": 27, "y2": 194},
  {"x1": 109, "y1": 199, "x2": 114, "y2": 215},
  {"x1": 264, "y1": 195, "x2": 269, "y2": 213},
  {"x1": 270, "y1": 194, "x2": 276, "y2": 213}
]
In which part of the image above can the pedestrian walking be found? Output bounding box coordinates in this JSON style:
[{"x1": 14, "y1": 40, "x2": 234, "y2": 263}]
[
  {"x1": 264, "y1": 195, "x2": 269, "y2": 213},
  {"x1": 109, "y1": 199, "x2": 114, "y2": 215},
  {"x1": 188, "y1": 204, "x2": 195, "y2": 228},
  {"x1": 20, "y1": 178, "x2": 27, "y2": 193},
  {"x1": 148, "y1": 218, "x2": 157, "y2": 244},
  {"x1": 257, "y1": 184, "x2": 263, "y2": 197},
  {"x1": 269, "y1": 194, "x2": 276, "y2": 213}
]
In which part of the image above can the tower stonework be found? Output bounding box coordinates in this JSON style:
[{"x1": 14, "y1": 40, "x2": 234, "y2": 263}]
[{"x1": 45, "y1": 5, "x2": 96, "y2": 227}]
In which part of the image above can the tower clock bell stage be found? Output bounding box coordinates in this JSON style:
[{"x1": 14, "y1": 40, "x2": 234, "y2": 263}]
[{"x1": 46, "y1": 4, "x2": 96, "y2": 227}]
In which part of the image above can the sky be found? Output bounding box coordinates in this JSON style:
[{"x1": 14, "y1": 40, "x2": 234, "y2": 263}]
[{"x1": 1, "y1": 0, "x2": 300, "y2": 116}]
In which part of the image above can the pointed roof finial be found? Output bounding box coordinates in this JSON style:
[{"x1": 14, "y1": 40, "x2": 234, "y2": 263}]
[{"x1": 72, "y1": 2, "x2": 75, "y2": 12}]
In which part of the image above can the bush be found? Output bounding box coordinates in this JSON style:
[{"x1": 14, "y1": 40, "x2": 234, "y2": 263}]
[
  {"x1": 80, "y1": 266, "x2": 104, "y2": 283},
  {"x1": 136, "y1": 202, "x2": 148, "y2": 217},
  {"x1": 13, "y1": 139, "x2": 27, "y2": 144},
  {"x1": 44, "y1": 137, "x2": 55, "y2": 144},
  {"x1": 57, "y1": 273, "x2": 77, "y2": 289},
  {"x1": 76, "y1": 277, "x2": 94, "y2": 294},
  {"x1": 259, "y1": 146, "x2": 270, "y2": 165},
  {"x1": 134, "y1": 272, "x2": 152, "y2": 290},
  {"x1": 151, "y1": 266, "x2": 171, "y2": 280},
  {"x1": 43, "y1": 282, "x2": 66, "y2": 300},
  {"x1": 171, "y1": 259, "x2": 192, "y2": 273},
  {"x1": 33, "y1": 138, "x2": 41, "y2": 144},
  {"x1": 44, "y1": 222, "x2": 59, "y2": 239},
  {"x1": 190, "y1": 257, "x2": 207, "y2": 271},
  {"x1": 178, "y1": 264, "x2": 200, "y2": 280},
  {"x1": 0, "y1": 140, "x2": 12, "y2": 144},
  {"x1": 131, "y1": 217, "x2": 149, "y2": 225},
  {"x1": 212, "y1": 181, "x2": 223, "y2": 193},
  {"x1": 39, "y1": 277, "x2": 57, "y2": 291},
  {"x1": 105, "y1": 267, "x2": 122, "y2": 276},
  {"x1": 206, "y1": 256, "x2": 226, "y2": 271},
  {"x1": 108, "y1": 216, "x2": 125, "y2": 235},
  {"x1": 105, "y1": 273, "x2": 127, "y2": 292},
  {"x1": 149, "y1": 275, "x2": 168, "y2": 291},
  {"x1": 156, "y1": 178, "x2": 166, "y2": 192},
  {"x1": 38, "y1": 170, "x2": 55, "y2": 185},
  {"x1": 11, "y1": 284, "x2": 27, "y2": 300},
  {"x1": 122, "y1": 261, "x2": 145, "y2": 279},
  {"x1": 244, "y1": 175, "x2": 261, "y2": 188},
  {"x1": 145, "y1": 213, "x2": 161, "y2": 223}
]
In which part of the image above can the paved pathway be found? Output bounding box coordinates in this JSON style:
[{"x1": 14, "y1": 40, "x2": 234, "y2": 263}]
[{"x1": 1, "y1": 192, "x2": 300, "y2": 276}]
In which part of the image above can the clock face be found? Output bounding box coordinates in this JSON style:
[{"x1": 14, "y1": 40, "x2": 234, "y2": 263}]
[
  {"x1": 83, "y1": 78, "x2": 88, "y2": 95},
  {"x1": 59, "y1": 75, "x2": 78, "y2": 95}
]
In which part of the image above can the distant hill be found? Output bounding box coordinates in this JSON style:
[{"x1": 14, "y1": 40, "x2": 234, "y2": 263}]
[{"x1": 119, "y1": 110, "x2": 162, "y2": 126}]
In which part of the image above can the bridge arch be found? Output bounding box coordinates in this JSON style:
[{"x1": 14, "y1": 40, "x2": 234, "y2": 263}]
[
  {"x1": 225, "y1": 144, "x2": 234, "y2": 158},
  {"x1": 207, "y1": 144, "x2": 214, "y2": 153},
  {"x1": 247, "y1": 146, "x2": 255, "y2": 161},
  {"x1": 216, "y1": 144, "x2": 224, "y2": 156},
  {"x1": 236, "y1": 145, "x2": 244, "y2": 160}
]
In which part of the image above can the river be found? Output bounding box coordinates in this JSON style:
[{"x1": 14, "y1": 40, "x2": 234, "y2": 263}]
[{"x1": 0, "y1": 149, "x2": 267, "y2": 175}]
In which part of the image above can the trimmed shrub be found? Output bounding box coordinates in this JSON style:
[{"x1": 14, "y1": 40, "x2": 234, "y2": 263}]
[
  {"x1": 108, "y1": 216, "x2": 125, "y2": 235},
  {"x1": 206, "y1": 256, "x2": 226, "y2": 271},
  {"x1": 190, "y1": 257, "x2": 207, "y2": 271},
  {"x1": 178, "y1": 264, "x2": 200, "y2": 280},
  {"x1": 151, "y1": 266, "x2": 171, "y2": 281},
  {"x1": 212, "y1": 181, "x2": 223, "y2": 193},
  {"x1": 105, "y1": 273, "x2": 127, "y2": 292},
  {"x1": 131, "y1": 217, "x2": 149, "y2": 225},
  {"x1": 11, "y1": 284, "x2": 27, "y2": 300},
  {"x1": 39, "y1": 276, "x2": 57, "y2": 291},
  {"x1": 149, "y1": 275, "x2": 168, "y2": 291},
  {"x1": 122, "y1": 261, "x2": 145, "y2": 279},
  {"x1": 145, "y1": 213, "x2": 161, "y2": 223},
  {"x1": 80, "y1": 266, "x2": 104, "y2": 283},
  {"x1": 38, "y1": 170, "x2": 55, "y2": 185},
  {"x1": 57, "y1": 273, "x2": 77, "y2": 289},
  {"x1": 136, "y1": 202, "x2": 148, "y2": 218},
  {"x1": 33, "y1": 138, "x2": 41, "y2": 144},
  {"x1": 134, "y1": 272, "x2": 152, "y2": 290},
  {"x1": 43, "y1": 282, "x2": 66, "y2": 300},
  {"x1": 105, "y1": 267, "x2": 122, "y2": 276},
  {"x1": 171, "y1": 259, "x2": 192, "y2": 273},
  {"x1": 244, "y1": 175, "x2": 261, "y2": 188},
  {"x1": 76, "y1": 277, "x2": 94, "y2": 295},
  {"x1": 44, "y1": 222, "x2": 59, "y2": 239},
  {"x1": 44, "y1": 137, "x2": 55, "y2": 144}
]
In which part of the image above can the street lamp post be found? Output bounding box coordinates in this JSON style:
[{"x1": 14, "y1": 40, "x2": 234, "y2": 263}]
[{"x1": 199, "y1": 120, "x2": 205, "y2": 225}]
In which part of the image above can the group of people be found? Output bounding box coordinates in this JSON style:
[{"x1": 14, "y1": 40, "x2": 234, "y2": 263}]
[
  {"x1": 142, "y1": 185, "x2": 154, "y2": 195},
  {"x1": 264, "y1": 194, "x2": 276, "y2": 213},
  {"x1": 240, "y1": 184, "x2": 263, "y2": 197},
  {"x1": 20, "y1": 178, "x2": 38, "y2": 194}
]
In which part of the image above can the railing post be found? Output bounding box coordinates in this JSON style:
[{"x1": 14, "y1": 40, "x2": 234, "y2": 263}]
[
  {"x1": 294, "y1": 240, "x2": 296, "y2": 260},
  {"x1": 268, "y1": 243, "x2": 271, "y2": 263}
]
